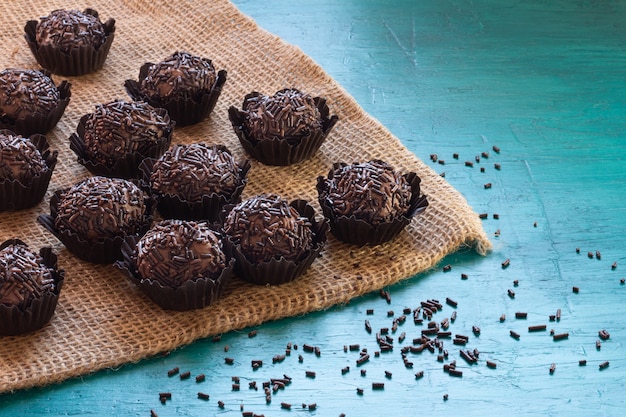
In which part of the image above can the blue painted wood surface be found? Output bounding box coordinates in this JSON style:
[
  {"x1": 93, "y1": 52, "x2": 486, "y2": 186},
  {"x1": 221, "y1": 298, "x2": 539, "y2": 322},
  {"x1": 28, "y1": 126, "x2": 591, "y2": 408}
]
[{"x1": 2, "y1": 0, "x2": 625, "y2": 415}]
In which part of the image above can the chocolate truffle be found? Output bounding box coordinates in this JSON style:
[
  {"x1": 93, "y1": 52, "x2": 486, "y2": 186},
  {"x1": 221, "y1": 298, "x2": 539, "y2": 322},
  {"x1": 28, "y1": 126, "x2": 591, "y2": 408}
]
[
  {"x1": 77, "y1": 100, "x2": 173, "y2": 169},
  {"x1": 0, "y1": 133, "x2": 49, "y2": 184},
  {"x1": 0, "y1": 130, "x2": 58, "y2": 212},
  {"x1": 136, "y1": 219, "x2": 227, "y2": 287},
  {"x1": 35, "y1": 9, "x2": 106, "y2": 53},
  {"x1": 320, "y1": 160, "x2": 412, "y2": 224},
  {"x1": 0, "y1": 68, "x2": 58, "y2": 121},
  {"x1": 223, "y1": 194, "x2": 313, "y2": 263},
  {"x1": 24, "y1": 8, "x2": 116, "y2": 76},
  {"x1": 0, "y1": 69, "x2": 70, "y2": 136},
  {"x1": 53, "y1": 176, "x2": 148, "y2": 245},
  {"x1": 228, "y1": 88, "x2": 338, "y2": 165},
  {"x1": 317, "y1": 160, "x2": 428, "y2": 245},
  {"x1": 139, "y1": 51, "x2": 216, "y2": 102},
  {"x1": 242, "y1": 88, "x2": 322, "y2": 144},
  {"x1": 0, "y1": 239, "x2": 64, "y2": 335},
  {"x1": 125, "y1": 51, "x2": 227, "y2": 127},
  {"x1": 116, "y1": 220, "x2": 233, "y2": 311},
  {"x1": 0, "y1": 242, "x2": 55, "y2": 309},
  {"x1": 150, "y1": 143, "x2": 246, "y2": 201}
]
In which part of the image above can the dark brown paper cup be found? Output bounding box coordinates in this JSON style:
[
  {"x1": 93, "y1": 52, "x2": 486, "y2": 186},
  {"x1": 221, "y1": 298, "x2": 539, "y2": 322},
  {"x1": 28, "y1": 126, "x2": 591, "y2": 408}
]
[
  {"x1": 0, "y1": 239, "x2": 65, "y2": 336},
  {"x1": 317, "y1": 168, "x2": 428, "y2": 246},
  {"x1": 0, "y1": 76, "x2": 70, "y2": 137},
  {"x1": 116, "y1": 235, "x2": 234, "y2": 311},
  {"x1": 37, "y1": 188, "x2": 154, "y2": 264},
  {"x1": 228, "y1": 93, "x2": 338, "y2": 166},
  {"x1": 0, "y1": 131, "x2": 58, "y2": 212},
  {"x1": 24, "y1": 9, "x2": 116, "y2": 76},
  {"x1": 139, "y1": 151, "x2": 251, "y2": 222},
  {"x1": 125, "y1": 66, "x2": 227, "y2": 127},
  {"x1": 223, "y1": 199, "x2": 329, "y2": 285},
  {"x1": 69, "y1": 109, "x2": 174, "y2": 179}
]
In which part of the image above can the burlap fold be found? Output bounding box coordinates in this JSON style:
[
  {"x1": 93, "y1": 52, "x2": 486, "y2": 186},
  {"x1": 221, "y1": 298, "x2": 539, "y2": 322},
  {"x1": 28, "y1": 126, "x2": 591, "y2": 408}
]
[{"x1": 0, "y1": 0, "x2": 491, "y2": 393}]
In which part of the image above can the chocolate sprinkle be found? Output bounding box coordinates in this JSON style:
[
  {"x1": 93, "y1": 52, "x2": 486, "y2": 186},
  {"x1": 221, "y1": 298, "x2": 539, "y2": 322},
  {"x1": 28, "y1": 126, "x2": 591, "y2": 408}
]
[
  {"x1": 139, "y1": 51, "x2": 217, "y2": 102},
  {"x1": 223, "y1": 194, "x2": 313, "y2": 263},
  {"x1": 319, "y1": 160, "x2": 412, "y2": 224},
  {"x1": 151, "y1": 143, "x2": 241, "y2": 201},
  {"x1": 54, "y1": 176, "x2": 147, "y2": 244},
  {"x1": 241, "y1": 88, "x2": 322, "y2": 144},
  {"x1": 35, "y1": 9, "x2": 106, "y2": 53},
  {"x1": 136, "y1": 219, "x2": 226, "y2": 287},
  {"x1": 0, "y1": 133, "x2": 48, "y2": 183},
  {"x1": 82, "y1": 100, "x2": 171, "y2": 167},
  {"x1": 0, "y1": 243, "x2": 55, "y2": 308},
  {"x1": 0, "y1": 69, "x2": 60, "y2": 122}
]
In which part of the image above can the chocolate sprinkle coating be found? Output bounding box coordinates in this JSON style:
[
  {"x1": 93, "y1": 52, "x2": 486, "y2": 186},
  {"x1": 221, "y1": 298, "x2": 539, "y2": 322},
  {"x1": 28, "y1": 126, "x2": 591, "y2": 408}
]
[
  {"x1": 0, "y1": 69, "x2": 60, "y2": 122},
  {"x1": 223, "y1": 194, "x2": 313, "y2": 263},
  {"x1": 82, "y1": 100, "x2": 171, "y2": 167},
  {"x1": 0, "y1": 133, "x2": 48, "y2": 184},
  {"x1": 241, "y1": 88, "x2": 322, "y2": 144},
  {"x1": 136, "y1": 219, "x2": 226, "y2": 287},
  {"x1": 319, "y1": 160, "x2": 412, "y2": 224},
  {"x1": 0, "y1": 242, "x2": 55, "y2": 308},
  {"x1": 54, "y1": 176, "x2": 147, "y2": 245},
  {"x1": 35, "y1": 9, "x2": 106, "y2": 53},
  {"x1": 150, "y1": 143, "x2": 241, "y2": 201},
  {"x1": 139, "y1": 51, "x2": 217, "y2": 102}
]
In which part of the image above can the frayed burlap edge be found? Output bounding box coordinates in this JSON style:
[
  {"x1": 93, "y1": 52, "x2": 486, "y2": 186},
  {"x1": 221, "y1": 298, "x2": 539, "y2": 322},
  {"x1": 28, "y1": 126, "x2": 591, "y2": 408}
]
[{"x1": 0, "y1": 0, "x2": 491, "y2": 393}]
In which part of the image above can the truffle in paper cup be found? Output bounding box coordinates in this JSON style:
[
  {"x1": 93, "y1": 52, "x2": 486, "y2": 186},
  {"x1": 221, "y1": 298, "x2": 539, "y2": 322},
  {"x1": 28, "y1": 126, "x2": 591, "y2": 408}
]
[
  {"x1": 69, "y1": 101, "x2": 174, "y2": 179},
  {"x1": 139, "y1": 143, "x2": 251, "y2": 222},
  {"x1": 0, "y1": 130, "x2": 58, "y2": 212},
  {"x1": 317, "y1": 160, "x2": 428, "y2": 246},
  {"x1": 24, "y1": 8, "x2": 116, "y2": 76},
  {"x1": 0, "y1": 239, "x2": 65, "y2": 336},
  {"x1": 0, "y1": 68, "x2": 70, "y2": 136},
  {"x1": 222, "y1": 196, "x2": 329, "y2": 285},
  {"x1": 115, "y1": 220, "x2": 234, "y2": 311},
  {"x1": 124, "y1": 51, "x2": 227, "y2": 127},
  {"x1": 228, "y1": 89, "x2": 339, "y2": 166},
  {"x1": 37, "y1": 177, "x2": 154, "y2": 264}
]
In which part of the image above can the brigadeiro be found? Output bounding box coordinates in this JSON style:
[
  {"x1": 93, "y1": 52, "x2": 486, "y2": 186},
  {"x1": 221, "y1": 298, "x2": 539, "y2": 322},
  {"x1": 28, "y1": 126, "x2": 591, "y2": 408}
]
[
  {"x1": 24, "y1": 8, "x2": 116, "y2": 76},
  {"x1": 37, "y1": 176, "x2": 153, "y2": 264},
  {"x1": 228, "y1": 88, "x2": 338, "y2": 166},
  {"x1": 0, "y1": 130, "x2": 57, "y2": 212},
  {"x1": 316, "y1": 159, "x2": 428, "y2": 245},
  {"x1": 0, "y1": 239, "x2": 65, "y2": 336},
  {"x1": 221, "y1": 194, "x2": 328, "y2": 285},
  {"x1": 116, "y1": 219, "x2": 234, "y2": 311},
  {"x1": 140, "y1": 143, "x2": 250, "y2": 221},
  {"x1": 69, "y1": 100, "x2": 174, "y2": 179},
  {"x1": 0, "y1": 68, "x2": 71, "y2": 136},
  {"x1": 125, "y1": 51, "x2": 227, "y2": 127}
]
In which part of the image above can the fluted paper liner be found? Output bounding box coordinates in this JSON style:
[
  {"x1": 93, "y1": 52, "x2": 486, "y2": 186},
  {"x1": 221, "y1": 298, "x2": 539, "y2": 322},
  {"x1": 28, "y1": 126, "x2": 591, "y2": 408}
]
[
  {"x1": 0, "y1": 74, "x2": 71, "y2": 136},
  {"x1": 24, "y1": 8, "x2": 116, "y2": 76},
  {"x1": 317, "y1": 164, "x2": 429, "y2": 246},
  {"x1": 0, "y1": 131, "x2": 58, "y2": 212},
  {"x1": 37, "y1": 188, "x2": 154, "y2": 264},
  {"x1": 229, "y1": 92, "x2": 339, "y2": 166},
  {"x1": 0, "y1": 0, "x2": 491, "y2": 393},
  {"x1": 69, "y1": 108, "x2": 174, "y2": 179},
  {"x1": 0, "y1": 239, "x2": 65, "y2": 336},
  {"x1": 116, "y1": 235, "x2": 235, "y2": 311},
  {"x1": 139, "y1": 147, "x2": 251, "y2": 221},
  {"x1": 223, "y1": 199, "x2": 329, "y2": 285},
  {"x1": 125, "y1": 65, "x2": 227, "y2": 127}
]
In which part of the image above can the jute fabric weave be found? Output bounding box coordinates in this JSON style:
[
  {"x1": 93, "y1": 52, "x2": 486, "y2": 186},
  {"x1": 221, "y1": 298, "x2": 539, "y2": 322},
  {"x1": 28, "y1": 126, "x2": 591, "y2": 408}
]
[{"x1": 0, "y1": 0, "x2": 491, "y2": 392}]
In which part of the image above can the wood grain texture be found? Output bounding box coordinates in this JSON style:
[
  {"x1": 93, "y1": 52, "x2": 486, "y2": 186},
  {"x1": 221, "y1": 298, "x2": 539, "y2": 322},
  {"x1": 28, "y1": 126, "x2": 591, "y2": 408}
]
[{"x1": 1, "y1": 0, "x2": 625, "y2": 415}]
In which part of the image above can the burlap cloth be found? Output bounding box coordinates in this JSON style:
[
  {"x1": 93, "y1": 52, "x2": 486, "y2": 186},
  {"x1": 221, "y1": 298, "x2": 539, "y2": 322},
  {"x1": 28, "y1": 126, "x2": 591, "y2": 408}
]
[{"x1": 0, "y1": 0, "x2": 491, "y2": 393}]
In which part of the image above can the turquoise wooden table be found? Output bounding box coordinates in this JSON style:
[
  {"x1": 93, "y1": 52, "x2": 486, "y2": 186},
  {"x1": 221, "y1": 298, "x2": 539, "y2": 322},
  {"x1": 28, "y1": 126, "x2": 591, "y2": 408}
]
[{"x1": 2, "y1": 0, "x2": 625, "y2": 415}]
